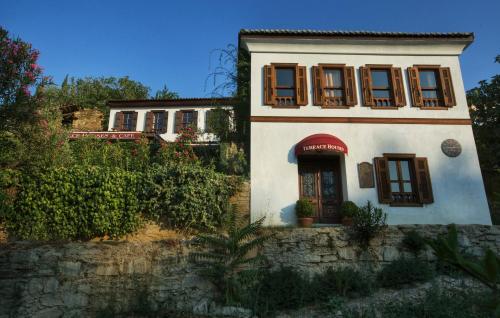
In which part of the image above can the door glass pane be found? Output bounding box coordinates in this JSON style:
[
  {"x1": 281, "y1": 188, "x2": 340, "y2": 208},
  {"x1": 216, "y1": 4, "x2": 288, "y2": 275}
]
[
  {"x1": 324, "y1": 69, "x2": 342, "y2": 88},
  {"x1": 403, "y1": 182, "x2": 413, "y2": 193},
  {"x1": 321, "y1": 171, "x2": 336, "y2": 199},
  {"x1": 391, "y1": 182, "x2": 400, "y2": 192},
  {"x1": 371, "y1": 70, "x2": 390, "y2": 88},
  {"x1": 276, "y1": 68, "x2": 294, "y2": 87},
  {"x1": 388, "y1": 161, "x2": 398, "y2": 181},
  {"x1": 302, "y1": 172, "x2": 316, "y2": 197},
  {"x1": 400, "y1": 161, "x2": 411, "y2": 180},
  {"x1": 419, "y1": 70, "x2": 437, "y2": 88}
]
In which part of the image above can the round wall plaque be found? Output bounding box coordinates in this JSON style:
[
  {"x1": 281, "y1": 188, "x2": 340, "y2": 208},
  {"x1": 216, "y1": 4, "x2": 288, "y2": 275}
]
[{"x1": 441, "y1": 139, "x2": 462, "y2": 157}]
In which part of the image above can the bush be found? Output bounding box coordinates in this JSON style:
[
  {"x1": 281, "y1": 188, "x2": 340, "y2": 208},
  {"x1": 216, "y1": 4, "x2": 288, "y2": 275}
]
[
  {"x1": 340, "y1": 201, "x2": 359, "y2": 218},
  {"x1": 141, "y1": 162, "x2": 240, "y2": 230},
  {"x1": 349, "y1": 201, "x2": 387, "y2": 247},
  {"x1": 313, "y1": 267, "x2": 374, "y2": 300},
  {"x1": 377, "y1": 257, "x2": 434, "y2": 288},
  {"x1": 3, "y1": 166, "x2": 142, "y2": 240},
  {"x1": 246, "y1": 267, "x2": 312, "y2": 317},
  {"x1": 295, "y1": 199, "x2": 315, "y2": 218},
  {"x1": 402, "y1": 230, "x2": 426, "y2": 255}
]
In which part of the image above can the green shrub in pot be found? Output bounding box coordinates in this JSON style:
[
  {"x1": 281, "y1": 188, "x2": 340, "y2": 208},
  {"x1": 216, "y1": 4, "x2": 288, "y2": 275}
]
[{"x1": 295, "y1": 199, "x2": 315, "y2": 227}]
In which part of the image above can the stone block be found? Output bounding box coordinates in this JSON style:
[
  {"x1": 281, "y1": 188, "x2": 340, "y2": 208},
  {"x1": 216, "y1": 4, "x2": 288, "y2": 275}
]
[
  {"x1": 337, "y1": 248, "x2": 356, "y2": 260},
  {"x1": 44, "y1": 278, "x2": 59, "y2": 294},
  {"x1": 382, "y1": 246, "x2": 400, "y2": 262},
  {"x1": 62, "y1": 293, "x2": 88, "y2": 309},
  {"x1": 58, "y1": 261, "x2": 81, "y2": 277},
  {"x1": 40, "y1": 294, "x2": 63, "y2": 307},
  {"x1": 33, "y1": 308, "x2": 63, "y2": 318},
  {"x1": 95, "y1": 264, "x2": 118, "y2": 276}
]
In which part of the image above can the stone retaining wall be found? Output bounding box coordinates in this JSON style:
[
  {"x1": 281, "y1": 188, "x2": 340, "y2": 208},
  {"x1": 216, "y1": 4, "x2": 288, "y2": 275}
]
[{"x1": 0, "y1": 225, "x2": 499, "y2": 317}]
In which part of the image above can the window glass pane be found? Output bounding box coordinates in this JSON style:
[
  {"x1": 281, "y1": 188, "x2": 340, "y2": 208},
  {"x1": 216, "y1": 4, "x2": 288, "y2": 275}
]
[
  {"x1": 390, "y1": 182, "x2": 400, "y2": 192},
  {"x1": 403, "y1": 182, "x2": 413, "y2": 193},
  {"x1": 302, "y1": 172, "x2": 316, "y2": 197},
  {"x1": 324, "y1": 69, "x2": 342, "y2": 88},
  {"x1": 371, "y1": 70, "x2": 390, "y2": 88},
  {"x1": 400, "y1": 161, "x2": 411, "y2": 180},
  {"x1": 325, "y1": 89, "x2": 344, "y2": 98},
  {"x1": 419, "y1": 70, "x2": 437, "y2": 88},
  {"x1": 276, "y1": 68, "x2": 294, "y2": 87},
  {"x1": 388, "y1": 161, "x2": 398, "y2": 181},
  {"x1": 276, "y1": 88, "x2": 295, "y2": 97},
  {"x1": 373, "y1": 89, "x2": 391, "y2": 98},
  {"x1": 124, "y1": 113, "x2": 133, "y2": 130},
  {"x1": 422, "y1": 90, "x2": 439, "y2": 98},
  {"x1": 154, "y1": 112, "x2": 165, "y2": 129},
  {"x1": 183, "y1": 112, "x2": 193, "y2": 126}
]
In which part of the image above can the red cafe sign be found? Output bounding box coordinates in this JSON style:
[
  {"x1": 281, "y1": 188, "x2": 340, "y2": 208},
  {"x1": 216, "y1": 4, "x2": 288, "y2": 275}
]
[
  {"x1": 69, "y1": 131, "x2": 142, "y2": 140},
  {"x1": 295, "y1": 134, "x2": 348, "y2": 156}
]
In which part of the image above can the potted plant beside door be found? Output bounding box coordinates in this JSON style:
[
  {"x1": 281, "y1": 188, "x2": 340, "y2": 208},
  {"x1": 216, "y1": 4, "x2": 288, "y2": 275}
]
[
  {"x1": 340, "y1": 201, "x2": 359, "y2": 226},
  {"x1": 296, "y1": 199, "x2": 315, "y2": 228}
]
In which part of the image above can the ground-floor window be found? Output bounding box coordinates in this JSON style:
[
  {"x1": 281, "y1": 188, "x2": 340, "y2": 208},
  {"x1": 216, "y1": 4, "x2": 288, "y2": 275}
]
[
  {"x1": 374, "y1": 154, "x2": 433, "y2": 206},
  {"x1": 298, "y1": 157, "x2": 343, "y2": 223}
]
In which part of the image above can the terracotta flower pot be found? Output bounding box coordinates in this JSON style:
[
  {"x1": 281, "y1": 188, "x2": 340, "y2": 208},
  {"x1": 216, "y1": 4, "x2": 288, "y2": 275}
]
[
  {"x1": 298, "y1": 217, "x2": 314, "y2": 228},
  {"x1": 341, "y1": 216, "x2": 353, "y2": 226}
]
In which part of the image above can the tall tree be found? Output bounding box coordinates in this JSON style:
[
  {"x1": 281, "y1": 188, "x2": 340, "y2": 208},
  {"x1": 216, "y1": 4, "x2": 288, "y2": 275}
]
[
  {"x1": 467, "y1": 55, "x2": 500, "y2": 223},
  {"x1": 154, "y1": 85, "x2": 179, "y2": 99}
]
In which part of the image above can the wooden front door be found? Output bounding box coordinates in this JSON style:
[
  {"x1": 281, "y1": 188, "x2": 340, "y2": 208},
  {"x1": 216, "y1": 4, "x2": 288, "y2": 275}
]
[{"x1": 299, "y1": 157, "x2": 343, "y2": 223}]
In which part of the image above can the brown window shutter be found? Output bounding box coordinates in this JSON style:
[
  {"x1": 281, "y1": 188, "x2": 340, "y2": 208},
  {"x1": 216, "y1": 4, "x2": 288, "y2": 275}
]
[
  {"x1": 360, "y1": 66, "x2": 374, "y2": 106},
  {"x1": 391, "y1": 67, "x2": 406, "y2": 107},
  {"x1": 145, "y1": 111, "x2": 154, "y2": 132},
  {"x1": 295, "y1": 66, "x2": 308, "y2": 106},
  {"x1": 160, "y1": 111, "x2": 168, "y2": 133},
  {"x1": 174, "y1": 111, "x2": 183, "y2": 133},
  {"x1": 415, "y1": 158, "x2": 434, "y2": 204},
  {"x1": 407, "y1": 67, "x2": 423, "y2": 107},
  {"x1": 312, "y1": 66, "x2": 323, "y2": 106},
  {"x1": 263, "y1": 65, "x2": 275, "y2": 105},
  {"x1": 192, "y1": 111, "x2": 198, "y2": 129},
  {"x1": 130, "y1": 112, "x2": 138, "y2": 131},
  {"x1": 439, "y1": 67, "x2": 456, "y2": 107},
  {"x1": 344, "y1": 66, "x2": 357, "y2": 106},
  {"x1": 374, "y1": 157, "x2": 392, "y2": 203},
  {"x1": 114, "y1": 112, "x2": 124, "y2": 130}
]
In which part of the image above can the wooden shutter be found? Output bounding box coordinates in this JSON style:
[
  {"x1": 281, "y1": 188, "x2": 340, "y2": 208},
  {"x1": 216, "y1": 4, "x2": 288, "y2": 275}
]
[
  {"x1": 344, "y1": 66, "x2": 357, "y2": 106},
  {"x1": 130, "y1": 112, "x2": 138, "y2": 131},
  {"x1": 415, "y1": 158, "x2": 434, "y2": 204},
  {"x1": 374, "y1": 157, "x2": 392, "y2": 203},
  {"x1": 145, "y1": 111, "x2": 154, "y2": 132},
  {"x1": 174, "y1": 111, "x2": 183, "y2": 133},
  {"x1": 360, "y1": 66, "x2": 374, "y2": 106},
  {"x1": 192, "y1": 111, "x2": 198, "y2": 129},
  {"x1": 312, "y1": 66, "x2": 323, "y2": 106},
  {"x1": 296, "y1": 66, "x2": 308, "y2": 106},
  {"x1": 439, "y1": 67, "x2": 456, "y2": 107},
  {"x1": 391, "y1": 67, "x2": 406, "y2": 107},
  {"x1": 407, "y1": 67, "x2": 423, "y2": 107},
  {"x1": 114, "y1": 112, "x2": 124, "y2": 130},
  {"x1": 263, "y1": 65, "x2": 275, "y2": 105}
]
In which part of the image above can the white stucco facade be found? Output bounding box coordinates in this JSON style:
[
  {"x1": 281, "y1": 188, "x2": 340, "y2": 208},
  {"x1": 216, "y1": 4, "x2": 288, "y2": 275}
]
[{"x1": 242, "y1": 32, "x2": 491, "y2": 226}]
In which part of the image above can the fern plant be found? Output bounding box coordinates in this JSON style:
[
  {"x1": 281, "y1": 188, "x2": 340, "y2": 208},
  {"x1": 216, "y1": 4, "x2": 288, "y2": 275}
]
[
  {"x1": 426, "y1": 224, "x2": 500, "y2": 316},
  {"x1": 189, "y1": 211, "x2": 273, "y2": 305}
]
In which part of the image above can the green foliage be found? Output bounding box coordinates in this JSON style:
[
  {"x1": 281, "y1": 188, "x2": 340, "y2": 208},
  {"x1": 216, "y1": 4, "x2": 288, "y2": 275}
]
[
  {"x1": 340, "y1": 201, "x2": 359, "y2": 218},
  {"x1": 246, "y1": 267, "x2": 313, "y2": 316},
  {"x1": 2, "y1": 166, "x2": 142, "y2": 240},
  {"x1": 402, "y1": 230, "x2": 427, "y2": 255},
  {"x1": 189, "y1": 213, "x2": 273, "y2": 305},
  {"x1": 295, "y1": 199, "x2": 315, "y2": 218},
  {"x1": 377, "y1": 257, "x2": 434, "y2": 288},
  {"x1": 426, "y1": 224, "x2": 500, "y2": 315},
  {"x1": 349, "y1": 201, "x2": 387, "y2": 247},
  {"x1": 154, "y1": 84, "x2": 179, "y2": 99},
  {"x1": 206, "y1": 108, "x2": 234, "y2": 142},
  {"x1": 217, "y1": 143, "x2": 247, "y2": 176},
  {"x1": 142, "y1": 162, "x2": 241, "y2": 230},
  {"x1": 312, "y1": 267, "x2": 374, "y2": 300}
]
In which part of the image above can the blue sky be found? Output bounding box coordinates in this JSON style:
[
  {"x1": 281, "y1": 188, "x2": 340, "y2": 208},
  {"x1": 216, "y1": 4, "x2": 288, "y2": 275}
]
[{"x1": 1, "y1": 0, "x2": 499, "y2": 97}]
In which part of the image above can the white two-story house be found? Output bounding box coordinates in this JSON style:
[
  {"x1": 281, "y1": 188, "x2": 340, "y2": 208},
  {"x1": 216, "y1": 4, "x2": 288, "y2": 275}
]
[
  {"x1": 239, "y1": 29, "x2": 491, "y2": 226},
  {"x1": 107, "y1": 97, "x2": 234, "y2": 142}
]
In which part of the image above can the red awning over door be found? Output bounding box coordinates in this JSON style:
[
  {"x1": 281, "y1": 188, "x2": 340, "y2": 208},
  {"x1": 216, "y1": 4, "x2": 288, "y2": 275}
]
[{"x1": 295, "y1": 134, "x2": 348, "y2": 156}]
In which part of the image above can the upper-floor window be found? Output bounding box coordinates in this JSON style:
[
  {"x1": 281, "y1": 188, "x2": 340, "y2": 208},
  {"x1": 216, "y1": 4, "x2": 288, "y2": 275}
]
[
  {"x1": 174, "y1": 110, "x2": 198, "y2": 133},
  {"x1": 263, "y1": 63, "x2": 307, "y2": 107},
  {"x1": 154, "y1": 111, "x2": 166, "y2": 131},
  {"x1": 408, "y1": 65, "x2": 456, "y2": 108},
  {"x1": 312, "y1": 64, "x2": 357, "y2": 108},
  {"x1": 360, "y1": 65, "x2": 406, "y2": 108},
  {"x1": 374, "y1": 154, "x2": 433, "y2": 206},
  {"x1": 114, "y1": 111, "x2": 137, "y2": 131},
  {"x1": 145, "y1": 111, "x2": 167, "y2": 133}
]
